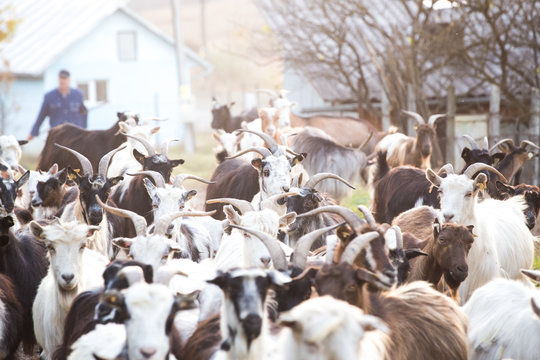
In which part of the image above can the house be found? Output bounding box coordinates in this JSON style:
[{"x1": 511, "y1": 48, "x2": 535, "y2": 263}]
[{"x1": 0, "y1": 0, "x2": 212, "y2": 145}]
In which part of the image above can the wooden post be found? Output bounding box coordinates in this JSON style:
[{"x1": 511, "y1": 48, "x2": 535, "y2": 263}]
[
  {"x1": 488, "y1": 84, "x2": 500, "y2": 146},
  {"x1": 531, "y1": 87, "x2": 540, "y2": 185},
  {"x1": 406, "y1": 83, "x2": 416, "y2": 135},
  {"x1": 446, "y1": 84, "x2": 456, "y2": 165},
  {"x1": 381, "y1": 90, "x2": 391, "y2": 131}
]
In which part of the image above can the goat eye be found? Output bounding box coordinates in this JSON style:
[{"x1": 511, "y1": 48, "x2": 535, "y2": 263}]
[
  {"x1": 465, "y1": 192, "x2": 472, "y2": 198},
  {"x1": 439, "y1": 238, "x2": 446, "y2": 245},
  {"x1": 161, "y1": 255, "x2": 168, "y2": 261},
  {"x1": 346, "y1": 284, "x2": 356, "y2": 292},
  {"x1": 263, "y1": 169, "x2": 270, "y2": 177}
]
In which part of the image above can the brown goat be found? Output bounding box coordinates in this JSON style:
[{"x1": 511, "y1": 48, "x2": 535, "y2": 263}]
[{"x1": 496, "y1": 181, "x2": 540, "y2": 231}]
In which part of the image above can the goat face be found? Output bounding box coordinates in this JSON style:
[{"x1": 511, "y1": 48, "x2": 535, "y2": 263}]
[
  {"x1": 461, "y1": 148, "x2": 504, "y2": 169},
  {"x1": 286, "y1": 188, "x2": 323, "y2": 233},
  {"x1": 117, "y1": 111, "x2": 140, "y2": 125},
  {"x1": 0, "y1": 215, "x2": 14, "y2": 246},
  {"x1": 415, "y1": 124, "x2": 436, "y2": 157},
  {"x1": 252, "y1": 155, "x2": 292, "y2": 196},
  {"x1": 273, "y1": 97, "x2": 295, "y2": 128},
  {"x1": 113, "y1": 236, "x2": 182, "y2": 271},
  {"x1": 208, "y1": 268, "x2": 290, "y2": 347},
  {"x1": 69, "y1": 170, "x2": 123, "y2": 225},
  {"x1": 211, "y1": 102, "x2": 233, "y2": 130},
  {"x1": 433, "y1": 221, "x2": 474, "y2": 289},
  {"x1": 496, "y1": 182, "x2": 540, "y2": 230},
  {"x1": 213, "y1": 131, "x2": 243, "y2": 157},
  {"x1": 144, "y1": 178, "x2": 196, "y2": 220},
  {"x1": 30, "y1": 220, "x2": 95, "y2": 291},
  {"x1": 32, "y1": 169, "x2": 67, "y2": 208},
  {"x1": 312, "y1": 263, "x2": 367, "y2": 306},
  {"x1": 0, "y1": 135, "x2": 24, "y2": 170},
  {"x1": 0, "y1": 169, "x2": 29, "y2": 214},
  {"x1": 259, "y1": 108, "x2": 280, "y2": 137},
  {"x1": 133, "y1": 150, "x2": 184, "y2": 183}
]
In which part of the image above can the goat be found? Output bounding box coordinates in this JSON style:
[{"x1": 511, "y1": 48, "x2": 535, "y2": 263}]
[
  {"x1": 31, "y1": 168, "x2": 69, "y2": 220},
  {"x1": 212, "y1": 129, "x2": 244, "y2": 163},
  {"x1": 495, "y1": 181, "x2": 540, "y2": 231},
  {"x1": 392, "y1": 206, "x2": 475, "y2": 300},
  {"x1": 0, "y1": 214, "x2": 47, "y2": 354},
  {"x1": 15, "y1": 163, "x2": 58, "y2": 212},
  {"x1": 67, "y1": 323, "x2": 126, "y2": 360},
  {"x1": 37, "y1": 112, "x2": 139, "y2": 172},
  {"x1": 290, "y1": 127, "x2": 369, "y2": 203},
  {"x1": 278, "y1": 295, "x2": 389, "y2": 360},
  {"x1": 211, "y1": 98, "x2": 258, "y2": 132},
  {"x1": 460, "y1": 135, "x2": 505, "y2": 172},
  {"x1": 426, "y1": 162, "x2": 535, "y2": 303},
  {"x1": 53, "y1": 261, "x2": 154, "y2": 360},
  {"x1": 0, "y1": 164, "x2": 30, "y2": 216},
  {"x1": 0, "y1": 273, "x2": 24, "y2": 359},
  {"x1": 463, "y1": 269, "x2": 540, "y2": 360},
  {"x1": 374, "y1": 110, "x2": 445, "y2": 169},
  {"x1": 30, "y1": 219, "x2": 109, "y2": 360},
  {"x1": 489, "y1": 138, "x2": 540, "y2": 186},
  {"x1": 0, "y1": 135, "x2": 26, "y2": 171}
]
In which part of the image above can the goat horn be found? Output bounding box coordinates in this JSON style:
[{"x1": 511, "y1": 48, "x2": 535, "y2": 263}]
[
  {"x1": 261, "y1": 192, "x2": 298, "y2": 207},
  {"x1": 296, "y1": 205, "x2": 366, "y2": 233},
  {"x1": 127, "y1": 171, "x2": 165, "y2": 188},
  {"x1": 155, "y1": 268, "x2": 189, "y2": 286},
  {"x1": 437, "y1": 163, "x2": 455, "y2": 176},
  {"x1": 98, "y1": 145, "x2": 126, "y2": 178},
  {"x1": 173, "y1": 174, "x2": 215, "y2": 188},
  {"x1": 402, "y1": 110, "x2": 425, "y2": 125},
  {"x1": 95, "y1": 195, "x2": 147, "y2": 237},
  {"x1": 144, "y1": 117, "x2": 168, "y2": 122},
  {"x1": 55, "y1": 144, "x2": 94, "y2": 176},
  {"x1": 357, "y1": 205, "x2": 377, "y2": 228},
  {"x1": 340, "y1": 231, "x2": 380, "y2": 264},
  {"x1": 483, "y1": 136, "x2": 489, "y2": 151},
  {"x1": 520, "y1": 140, "x2": 540, "y2": 151},
  {"x1": 461, "y1": 135, "x2": 479, "y2": 150},
  {"x1": 489, "y1": 138, "x2": 514, "y2": 153},
  {"x1": 255, "y1": 88, "x2": 279, "y2": 99},
  {"x1": 206, "y1": 198, "x2": 254, "y2": 214},
  {"x1": 154, "y1": 211, "x2": 215, "y2": 236},
  {"x1": 304, "y1": 173, "x2": 355, "y2": 191},
  {"x1": 393, "y1": 225, "x2": 403, "y2": 250},
  {"x1": 228, "y1": 224, "x2": 288, "y2": 271},
  {"x1": 160, "y1": 139, "x2": 180, "y2": 157},
  {"x1": 124, "y1": 134, "x2": 156, "y2": 156},
  {"x1": 117, "y1": 266, "x2": 145, "y2": 286},
  {"x1": 226, "y1": 147, "x2": 272, "y2": 159},
  {"x1": 236, "y1": 129, "x2": 279, "y2": 154},
  {"x1": 285, "y1": 148, "x2": 302, "y2": 157},
  {"x1": 427, "y1": 113, "x2": 446, "y2": 126},
  {"x1": 358, "y1": 131, "x2": 373, "y2": 151},
  {"x1": 292, "y1": 222, "x2": 345, "y2": 269},
  {"x1": 463, "y1": 163, "x2": 507, "y2": 182}
]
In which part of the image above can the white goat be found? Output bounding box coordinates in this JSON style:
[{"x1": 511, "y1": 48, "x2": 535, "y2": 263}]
[
  {"x1": 213, "y1": 129, "x2": 244, "y2": 159},
  {"x1": 463, "y1": 269, "x2": 540, "y2": 360},
  {"x1": 426, "y1": 163, "x2": 536, "y2": 303},
  {"x1": 68, "y1": 323, "x2": 126, "y2": 360},
  {"x1": 15, "y1": 164, "x2": 57, "y2": 210},
  {"x1": 0, "y1": 135, "x2": 25, "y2": 171},
  {"x1": 277, "y1": 295, "x2": 389, "y2": 360},
  {"x1": 30, "y1": 219, "x2": 108, "y2": 360}
]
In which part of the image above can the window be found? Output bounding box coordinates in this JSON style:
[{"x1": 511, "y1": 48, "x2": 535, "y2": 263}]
[
  {"x1": 117, "y1": 31, "x2": 137, "y2": 61},
  {"x1": 76, "y1": 80, "x2": 108, "y2": 105},
  {"x1": 96, "y1": 80, "x2": 108, "y2": 102},
  {"x1": 77, "y1": 82, "x2": 89, "y2": 101}
]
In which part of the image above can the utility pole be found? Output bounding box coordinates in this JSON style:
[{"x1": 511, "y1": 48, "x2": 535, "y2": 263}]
[{"x1": 171, "y1": 0, "x2": 195, "y2": 153}]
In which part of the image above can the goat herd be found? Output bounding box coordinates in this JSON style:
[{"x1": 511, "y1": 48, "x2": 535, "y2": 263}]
[{"x1": 0, "y1": 88, "x2": 539, "y2": 360}]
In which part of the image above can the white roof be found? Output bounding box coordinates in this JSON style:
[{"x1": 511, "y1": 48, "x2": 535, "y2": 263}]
[{"x1": 0, "y1": 0, "x2": 211, "y2": 77}]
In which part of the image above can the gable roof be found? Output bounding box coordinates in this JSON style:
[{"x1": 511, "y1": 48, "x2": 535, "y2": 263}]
[{"x1": 0, "y1": 0, "x2": 211, "y2": 77}]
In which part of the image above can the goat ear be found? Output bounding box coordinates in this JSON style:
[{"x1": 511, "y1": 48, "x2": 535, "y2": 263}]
[
  {"x1": 183, "y1": 189, "x2": 197, "y2": 202},
  {"x1": 460, "y1": 148, "x2": 471, "y2": 163},
  {"x1": 267, "y1": 269, "x2": 291, "y2": 287},
  {"x1": 425, "y1": 168, "x2": 441, "y2": 188},
  {"x1": 291, "y1": 266, "x2": 319, "y2": 282},
  {"x1": 48, "y1": 163, "x2": 59, "y2": 175},
  {"x1": 30, "y1": 221, "x2": 46, "y2": 240},
  {"x1": 223, "y1": 205, "x2": 241, "y2": 225},
  {"x1": 170, "y1": 159, "x2": 185, "y2": 169},
  {"x1": 358, "y1": 314, "x2": 390, "y2": 333},
  {"x1": 132, "y1": 149, "x2": 146, "y2": 165},
  {"x1": 108, "y1": 176, "x2": 123, "y2": 187},
  {"x1": 466, "y1": 225, "x2": 475, "y2": 234},
  {"x1": 495, "y1": 181, "x2": 514, "y2": 196},
  {"x1": 143, "y1": 178, "x2": 157, "y2": 196},
  {"x1": 432, "y1": 218, "x2": 442, "y2": 238},
  {"x1": 16, "y1": 170, "x2": 30, "y2": 188},
  {"x1": 112, "y1": 238, "x2": 133, "y2": 249},
  {"x1": 290, "y1": 153, "x2": 306, "y2": 167},
  {"x1": 405, "y1": 248, "x2": 428, "y2": 260},
  {"x1": 521, "y1": 269, "x2": 540, "y2": 282},
  {"x1": 207, "y1": 270, "x2": 229, "y2": 289},
  {"x1": 251, "y1": 158, "x2": 264, "y2": 170},
  {"x1": 492, "y1": 152, "x2": 505, "y2": 163},
  {"x1": 174, "y1": 290, "x2": 200, "y2": 312},
  {"x1": 473, "y1": 173, "x2": 487, "y2": 192},
  {"x1": 279, "y1": 212, "x2": 297, "y2": 227},
  {"x1": 66, "y1": 167, "x2": 82, "y2": 184}
]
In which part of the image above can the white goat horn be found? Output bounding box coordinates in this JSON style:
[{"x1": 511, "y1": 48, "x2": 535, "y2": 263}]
[
  {"x1": 98, "y1": 145, "x2": 126, "y2": 178},
  {"x1": 437, "y1": 163, "x2": 455, "y2": 176},
  {"x1": 55, "y1": 144, "x2": 93, "y2": 176},
  {"x1": 127, "y1": 171, "x2": 165, "y2": 188},
  {"x1": 304, "y1": 173, "x2": 355, "y2": 191},
  {"x1": 117, "y1": 266, "x2": 145, "y2": 286},
  {"x1": 357, "y1": 205, "x2": 377, "y2": 228},
  {"x1": 461, "y1": 135, "x2": 479, "y2": 150},
  {"x1": 160, "y1": 139, "x2": 180, "y2": 158},
  {"x1": 427, "y1": 114, "x2": 446, "y2": 126},
  {"x1": 95, "y1": 195, "x2": 147, "y2": 237},
  {"x1": 173, "y1": 174, "x2": 215, "y2": 188},
  {"x1": 226, "y1": 146, "x2": 272, "y2": 159},
  {"x1": 340, "y1": 232, "x2": 380, "y2": 264},
  {"x1": 463, "y1": 163, "x2": 507, "y2": 182},
  {"x1": 124, "y1": 134, "x2": 156, "y2": 156},
  {"x1": 235, "y1": 129, "x2": 279, "y2": 154},
  {"x1": 489, "y1": 138, "x2": 514, "y2": 153},
  {"x1": 154, "y1": 210, "x2": 215, "y2": 236},
  {"x1": 402, "y1": 110, "x2": 425, "y2": 125},
  {"x1": 483, "y1": 136, "x2": 489, "y2": 151},
  {"x1": 292, "y1": 222, "x2": 345, "y2": 269},
  {"x1": 297, "y1": 205, "x2": 366, "y2": 233},
  {"x1": 520, "y1": 140, "x2": 540, "y2": 151},
  {"x1": 206, "y1": 198, "x2": 254, "y2": 214}
]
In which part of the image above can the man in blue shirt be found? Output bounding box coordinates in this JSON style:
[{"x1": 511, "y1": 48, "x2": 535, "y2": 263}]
[{"x1": 27, "y1": 69, "x2": 87, "y2": 140}]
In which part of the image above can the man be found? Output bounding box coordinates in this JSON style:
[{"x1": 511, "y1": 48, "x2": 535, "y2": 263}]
[{"x1": 27, "y1": 69, "x2": 87, "y2": 140}]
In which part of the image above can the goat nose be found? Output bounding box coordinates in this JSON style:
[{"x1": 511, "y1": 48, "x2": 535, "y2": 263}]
[
  {"x1": 260, "y1": 257, "x2": 271, "y2": 267},
  {"x1": 62, "y1": 274, "x2": 74, "y2": 283},
  {"x1": 443, "y1": 214, "x2": 454, "y2": 222},
  {"x1": 281, "y1": 186, "x2": 290, "y2": 192},
  {"x1": 456, "y1": 265, "x2": 468, "y2": 274},
  {"x1": 140, "y1": 347, "x2": 157, "y2": 358}
]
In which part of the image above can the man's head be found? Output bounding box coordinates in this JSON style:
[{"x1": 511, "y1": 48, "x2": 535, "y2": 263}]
[{"x1": 58, "y1": 69, "x2": 70, "y2": 94}]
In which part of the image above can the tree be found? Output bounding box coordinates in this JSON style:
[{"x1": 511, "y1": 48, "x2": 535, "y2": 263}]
[{"x1": 0, "y1": 4, "x2": 19, "y2": 134}]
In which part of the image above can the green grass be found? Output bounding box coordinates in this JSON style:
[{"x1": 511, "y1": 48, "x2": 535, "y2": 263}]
[{"x1": 341, "y1": 184, "x2": 371, "y2": 211}]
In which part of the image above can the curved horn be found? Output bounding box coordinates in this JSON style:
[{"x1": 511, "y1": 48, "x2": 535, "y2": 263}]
[
  {"x1": 261, "y1": 192, "x2": 298, "y2": 207},
  {"x1": 155, "y1": 268, "x2": 190, "y2": 286},
  {"x1": 483, "y1": 136, "x2": 489, "y2": 151},
  {"x1": 173, "y1": 174, "x2": 215, "y2": 188},
  {"x1": 292, "y1": 222, "x2": 345, "y2": 269},
  {"x1": 393, "y1": 225, "x2": 403, "y2": 250},
  {"x1": 358, "y1": 132, "x2": 373, "y2": 151},
  {"x1": 236, "y1": 129, "x2": 279, "y2": 153},
  {"x1": 160, "y1": 139, "x2": 180, "y2": 157},
  {"x1": 124, "y1": 134, "x2": 156, "y2": 156},
  {"x1": 437, "y1": 163, "x2": 455, "y2": 176},
  {"x1": 520, "y1": 140, "x2": 540, "y2": 151},
  {"x1": 463, "y1": 163, "x2": 507, "y2": 182},
  {"x1": 154, "y1": 210, "x2": 215, "y2": 236},
  {"x1": 226, "y1": 147, "x2": 272, "y2": 159},
  {"x1": 296, "y1": 205, "x2": 366, "y2": 233},
  {"x1": 489, "y1": 138, "x2": 514, "y2": 153},
  {"x1": 95, "y1": 195, "x2": 147, "y2": 236},
  {"x1": 285, "y1": 148, "x2": 302, "y2": 157},
  {"x1": 357, "y1": 205, "x2": 376, "y2": 228},
  {"x1": 340, "y1": 232, "x2": 380, "y2": 264},
  {"x1": 206, "y1": 198, "x2": 254, "y2": 214},
  {"x1": 98, "y1": 145, "x2": 126, "y2": 177},
  {"x1": 427, "y1": 114, "x2": 446, "y2": 126},
  {"x1": 461, "y1": 135, "x2": 479, "y2": 150},
  {"x1": 127, "y1": 171, "x2": 165, "y2": 188},
  {"x1": 228, "y1": 224, "x2": 288, "y2": 271},
  {"x1": 144, "y1": 117, "x2": 168, "y2": 122},
  {"x1": 55, "y1": 144, "x2": 93, "y2": 175},
  {"x1": 402, "y1": 110, "x2": 425, "y2": 125},
  {"x1": 305, "y1": 173, "x2": 355, "y2": 191},
  {"x1": 117, "y1": 266, "x2": 145, "y2": 286}
]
